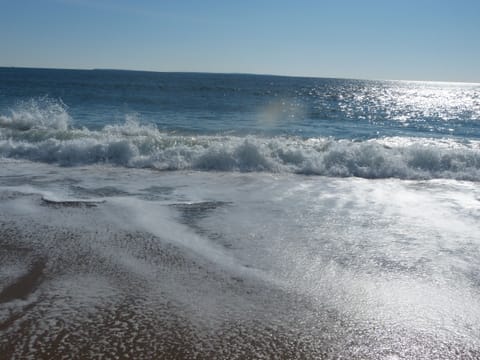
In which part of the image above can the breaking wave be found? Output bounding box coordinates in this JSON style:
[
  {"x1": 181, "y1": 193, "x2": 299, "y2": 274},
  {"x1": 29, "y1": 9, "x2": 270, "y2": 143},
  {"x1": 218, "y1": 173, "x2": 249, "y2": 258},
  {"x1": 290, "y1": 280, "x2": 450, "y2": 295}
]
[
  {"x1": 0, "y1": 97, "x2": 71, "y2": 131},
  {"x1": 1, "y1": 99, "x2": 479, "y2": 181}
]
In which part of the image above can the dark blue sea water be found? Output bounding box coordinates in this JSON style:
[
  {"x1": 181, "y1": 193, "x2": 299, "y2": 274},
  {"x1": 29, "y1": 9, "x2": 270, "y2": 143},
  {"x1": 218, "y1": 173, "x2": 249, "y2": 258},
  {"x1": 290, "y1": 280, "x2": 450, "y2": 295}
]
[
  {"x1": 1, "y1": 68, "x2": 480, "y2": 358},
  {"x1": 2, "y1": 67, "x2": 480, "y2": 138}
]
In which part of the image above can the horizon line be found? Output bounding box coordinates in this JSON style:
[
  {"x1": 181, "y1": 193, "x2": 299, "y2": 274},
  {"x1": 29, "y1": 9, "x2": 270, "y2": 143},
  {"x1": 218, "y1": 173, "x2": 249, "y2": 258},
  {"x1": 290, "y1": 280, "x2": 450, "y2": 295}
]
[{"x1": 1, "y1": 65, "x2": 479, "y2": 85}]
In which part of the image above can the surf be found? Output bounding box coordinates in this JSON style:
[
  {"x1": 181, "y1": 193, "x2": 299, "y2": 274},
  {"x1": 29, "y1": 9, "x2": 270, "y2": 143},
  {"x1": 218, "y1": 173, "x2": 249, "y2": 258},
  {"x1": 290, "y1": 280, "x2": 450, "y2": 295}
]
[{"x1": 0, "y1": 99, "x2": 479, "y2": 181}]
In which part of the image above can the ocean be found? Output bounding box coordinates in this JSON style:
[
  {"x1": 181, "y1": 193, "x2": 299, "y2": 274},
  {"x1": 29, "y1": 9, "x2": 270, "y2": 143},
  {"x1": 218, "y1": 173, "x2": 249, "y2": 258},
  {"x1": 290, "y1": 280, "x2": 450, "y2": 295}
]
[{"x1": 1, "y1": 67, "x2": 480, "y2": 359}]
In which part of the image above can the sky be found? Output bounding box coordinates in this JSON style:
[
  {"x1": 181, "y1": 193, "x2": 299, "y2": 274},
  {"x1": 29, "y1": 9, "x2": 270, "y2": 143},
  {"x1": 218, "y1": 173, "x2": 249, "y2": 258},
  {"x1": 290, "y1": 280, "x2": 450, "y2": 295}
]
[{"x1": 1, "y1": 0, "x2": 479, "y2": 82}]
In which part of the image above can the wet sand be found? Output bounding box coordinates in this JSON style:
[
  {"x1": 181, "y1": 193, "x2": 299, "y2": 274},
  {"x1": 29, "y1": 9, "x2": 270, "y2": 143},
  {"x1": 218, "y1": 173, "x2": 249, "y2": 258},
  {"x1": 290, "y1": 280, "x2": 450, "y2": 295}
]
[
  {"x1": 0, "y1": 230, "x2": 323, "y2": 359},
  {"x1": 1, "y1": 219, "x2": 479, "y2": 360},
  {"x1": 1, "y1": 168, "x2": 480, "y2": 359}
]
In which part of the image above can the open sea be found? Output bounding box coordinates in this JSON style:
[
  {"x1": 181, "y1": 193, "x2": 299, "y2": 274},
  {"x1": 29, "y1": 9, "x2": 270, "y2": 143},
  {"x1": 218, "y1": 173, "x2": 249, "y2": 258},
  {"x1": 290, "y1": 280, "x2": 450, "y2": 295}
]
[{"x1": 1, "y1": 67, "x2": 480, "y2": 359}]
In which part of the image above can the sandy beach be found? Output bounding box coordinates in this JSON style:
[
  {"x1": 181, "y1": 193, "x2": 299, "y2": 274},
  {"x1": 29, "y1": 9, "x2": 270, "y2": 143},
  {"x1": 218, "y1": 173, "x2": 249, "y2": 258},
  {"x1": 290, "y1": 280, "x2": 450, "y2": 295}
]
[{"x1": 1, "y1": 163, "x2": 480, "y2": 359}]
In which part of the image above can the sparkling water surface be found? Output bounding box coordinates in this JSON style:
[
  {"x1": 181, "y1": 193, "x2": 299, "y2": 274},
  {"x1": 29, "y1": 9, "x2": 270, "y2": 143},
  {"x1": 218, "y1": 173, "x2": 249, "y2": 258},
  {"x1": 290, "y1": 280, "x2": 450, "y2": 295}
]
[{"x1": 1, "y1": 68, "x2": 479, "y2": 139}]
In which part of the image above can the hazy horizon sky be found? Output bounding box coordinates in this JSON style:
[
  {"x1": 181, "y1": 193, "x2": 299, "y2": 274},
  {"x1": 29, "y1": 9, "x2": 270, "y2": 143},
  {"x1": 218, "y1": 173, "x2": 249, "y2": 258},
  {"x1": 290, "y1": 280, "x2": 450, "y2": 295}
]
[{"x1": 1, "y1": 0, "x2": 479, "y2": 82}]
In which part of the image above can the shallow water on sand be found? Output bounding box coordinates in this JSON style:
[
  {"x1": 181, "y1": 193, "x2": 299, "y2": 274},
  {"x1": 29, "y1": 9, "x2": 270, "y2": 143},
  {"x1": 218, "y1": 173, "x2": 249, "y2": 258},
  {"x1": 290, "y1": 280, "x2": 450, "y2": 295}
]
[{"x1": 1, "y1": 160, "x2": 479, "y2": 359}]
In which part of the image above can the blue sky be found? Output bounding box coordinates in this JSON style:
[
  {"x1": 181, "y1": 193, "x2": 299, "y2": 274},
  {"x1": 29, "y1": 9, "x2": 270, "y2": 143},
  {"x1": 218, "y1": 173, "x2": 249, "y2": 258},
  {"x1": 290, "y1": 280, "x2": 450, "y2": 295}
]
[{"x1": 1, "y1": 0, "x2": 479, "y2": 82}]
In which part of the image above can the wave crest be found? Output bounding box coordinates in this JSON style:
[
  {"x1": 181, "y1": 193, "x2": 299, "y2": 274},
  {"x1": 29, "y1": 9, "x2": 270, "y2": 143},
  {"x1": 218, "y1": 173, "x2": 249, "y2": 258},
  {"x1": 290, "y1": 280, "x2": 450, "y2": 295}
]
[
  {"x1": 1, "y1": 99, "x2": 479, "y2": 181},
  {"x1": 0, "y1": 97, "x2": 71, "y2": 131}
]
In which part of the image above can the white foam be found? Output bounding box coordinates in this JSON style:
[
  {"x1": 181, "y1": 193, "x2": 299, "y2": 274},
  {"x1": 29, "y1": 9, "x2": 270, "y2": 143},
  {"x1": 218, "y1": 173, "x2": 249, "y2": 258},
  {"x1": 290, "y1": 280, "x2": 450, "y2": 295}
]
[
  {"x1": 0, "y1": 97, "x2": 70, "y2": 131},
  {"x1": 1, "y1": 120, "x2": 480, "y2": 181},
  {"x1": 1, "y1": 98, "x2": 480, "y2": 180}
]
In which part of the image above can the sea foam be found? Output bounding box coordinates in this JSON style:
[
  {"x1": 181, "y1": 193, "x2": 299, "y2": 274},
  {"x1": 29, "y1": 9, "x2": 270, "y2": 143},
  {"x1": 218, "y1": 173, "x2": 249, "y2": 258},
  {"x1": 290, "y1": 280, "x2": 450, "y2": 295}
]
[
  {"x1": 0, "y1": 97, "x2": 71, "y2": 131},
  {"x1": 1, "y1": 99, "x2": 479, "y2": 181}
]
